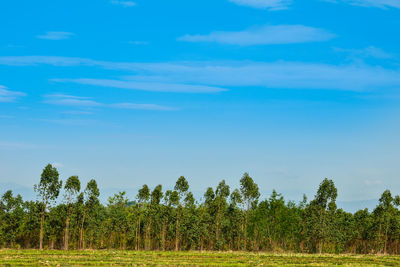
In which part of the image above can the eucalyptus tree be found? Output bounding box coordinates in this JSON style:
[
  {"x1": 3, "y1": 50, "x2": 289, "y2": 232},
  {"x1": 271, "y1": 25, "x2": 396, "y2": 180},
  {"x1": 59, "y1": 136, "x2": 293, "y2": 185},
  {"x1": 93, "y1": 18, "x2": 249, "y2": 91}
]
[
  {"x1": 34, "y1": 164, "x2": 62, "y2": 250},
  {"x1": 239, "y1": 173, "x2": 260, "y2": 250},
  {"x1": 215, "y1": 180, "x2": 230, "y2": 249},
  {"x1": 174, "y1": 176, "x2": 189, "y2": 251},
  {"x1": 79, "y1": 179, "x2": 100, "y2": 249},
  {"x1": 0, "y1": 190, "x2": 24, "y2": 248},
  {"x1": 163, "y1": 190, "x2": 178, "y2": 250},
  {"x1": 148, "y1": 185, "x2": 163, "y2": 250},
  {"x1": 136, "y1": 184, "x2": 150, "y2": 250},
  {"x1": 181, "y1": 191, "x2": 198, "y2": 250},
  {"x1": 373, "y1": 190, "x2": 400, "y2": 254},
  {"x1": 63, "y1": 176, "x2": 81, "y2": 250},
  {"x1": 306, "y1": 178, "x2": 337, "y2": 254},
  {"x1": 107, "y1": 191, "x2": 129, "y2": 249},
  {"x1": 228, "y1": 189, "x2": 242, "y2": 250}
]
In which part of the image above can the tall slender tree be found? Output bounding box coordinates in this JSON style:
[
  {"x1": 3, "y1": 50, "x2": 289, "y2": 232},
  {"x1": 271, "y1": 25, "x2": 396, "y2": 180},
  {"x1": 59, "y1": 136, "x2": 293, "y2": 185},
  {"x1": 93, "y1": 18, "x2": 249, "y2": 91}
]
[
  {"x1": 174, "y1": 176, "x2": 189, "y2": 251},
  {"x1": 34, "y1": 164, "x2": 62, "y2": 250},
  {"x1": 239, "y1": 173, "x2": 260, "y2": 250},
  {"x1": 136, "y1": 184, "x2": 150, "y2": 250},
  {"x1": 63, "y1": 176, "x2": 80, "y2": 250}
]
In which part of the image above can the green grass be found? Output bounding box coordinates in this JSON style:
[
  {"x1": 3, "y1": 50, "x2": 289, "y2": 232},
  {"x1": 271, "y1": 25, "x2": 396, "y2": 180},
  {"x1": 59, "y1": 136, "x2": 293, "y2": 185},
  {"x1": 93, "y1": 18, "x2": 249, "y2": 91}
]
[{"x1": 1, "y1": 250, "x2": 399, "y2": 266}]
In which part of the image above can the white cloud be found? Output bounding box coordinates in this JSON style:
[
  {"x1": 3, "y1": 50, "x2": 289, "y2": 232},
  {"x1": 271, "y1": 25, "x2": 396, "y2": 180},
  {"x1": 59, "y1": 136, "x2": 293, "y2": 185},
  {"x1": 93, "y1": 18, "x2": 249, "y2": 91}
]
[
  {"x1": 43, "y1": 93, "x2": 175, "y2": 111},
  {"x1": 37, "y1": 32, "x2": 75, "y2": 40},
  {"x1": 228, "y1": 0, "x2": 291, "y2": 10},
  {"x1": 178, "y1": 25, "x2": 336, "y2": 46},
  {"x1": 52, "y1": 162, "x2": 64, "y2": 168},
  {"x1": 111, "y1": 0, "x2": 136, "y2": 7},
  {"x1": 325, "y1": 0, "x2": 400, "y2": 9},
  {"x1": 120, "y1": 61, "x2": 400, "y2": 91},
  {"x1": 334, "y1": 46, "x2": 394, "y2": 59},
  {"x1": 62, "y1": 110, "x2": 94, "y2": 115},
  {"x1": 110, "y1": 103, "x2": 177, "y2": 111},
  {"x1": 51, "y1": 79, "x2": 227, "y2": 93},
  {"x1": 0, "y1": 85, "x2": 26, "y2": 102},
  {"x1": 0, "y1": 141, "x2": 37, "y2": 149},
  {"x1": 2, "y1": 56, "x2": 400, "y2": 91},
  {"x1": 127, "y1": 41, "x2": 148, "y2": 45},
  {"x1": 44, "y1": 94, "x2": 102, "y2": 107}
]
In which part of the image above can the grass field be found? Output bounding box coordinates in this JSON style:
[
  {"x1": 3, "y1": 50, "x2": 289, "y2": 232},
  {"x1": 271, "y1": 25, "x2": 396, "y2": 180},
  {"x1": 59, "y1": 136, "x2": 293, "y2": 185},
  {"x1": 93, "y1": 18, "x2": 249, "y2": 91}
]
[{"x1": 1, "y1": 250, "x2": 400, "y2": 266}]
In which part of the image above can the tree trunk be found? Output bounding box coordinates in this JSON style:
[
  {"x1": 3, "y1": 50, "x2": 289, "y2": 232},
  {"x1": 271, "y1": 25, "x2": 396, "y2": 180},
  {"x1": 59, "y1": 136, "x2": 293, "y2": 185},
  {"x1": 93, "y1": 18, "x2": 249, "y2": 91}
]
[
  {"x1": 244, "y1": 211, "x2": 248, "y2": 251},
  {"x1": 216, "y1": 206, "x2": 220, "y2": 249},
  {"x1": 161, "y1": 220, "x2": 166, "y2": 251},
  {"x1": 79, "y1": 213, "x2": 86, "y2": 250},
  {"x1": 39, "y1": 204, "x2": 46, "y2": 250},
  {"x1": 145, "y1": 216, "x2": 151, "y2": 250},
  {"x1": 64, "y1": 213, "x2": 70, "y2": 250},
  {"x1": 319, "y1": 240, "x2": 323, "y2": 254},
  {"x1": 136, "y1": 217, "x2": 140, "y2": 250},
  {"x1": 175, "y1": 209, "x2": 180, "y2": 251}
]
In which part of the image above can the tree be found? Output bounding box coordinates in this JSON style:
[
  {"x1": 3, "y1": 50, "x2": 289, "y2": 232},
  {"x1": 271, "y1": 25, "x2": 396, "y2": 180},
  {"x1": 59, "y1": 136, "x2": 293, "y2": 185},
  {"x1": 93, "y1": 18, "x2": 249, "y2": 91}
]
[
  {"x1": 239, "y1": 172, "x2": 260, "y2": 250},
  {"x1": 307, "y1": 178, "x2": 337, "y2": 254},
  {"x1": 79, "y1": 179, "x2": 100, "y2": 249},
  {"x1": 215, "y1": 180, "x2": 230, "y2": 249},
  {"x1": 136, "y1": 184, "x2": 150, "y2": 250},
  {"x1": 228, "y1": 189, "x2": 242, "y2": 250},
  {"x1": 373, "y1": 190, "x2": 400, "y2": 254},
  {"x1": 34, "y1": 164, "x2": 62, "y2": 250},
  {"x1": 174, "y1": 176, "x2": 189, "y2": 251},
  {"x1": 149, "y1": 185, "x2": 163, "y2": 250},
  {"x1": 0, "y1": 190, "x2": 24, "y2": 248},
  {"x1": 63, "y1": 176, "x2": 80, "y2": 250}
]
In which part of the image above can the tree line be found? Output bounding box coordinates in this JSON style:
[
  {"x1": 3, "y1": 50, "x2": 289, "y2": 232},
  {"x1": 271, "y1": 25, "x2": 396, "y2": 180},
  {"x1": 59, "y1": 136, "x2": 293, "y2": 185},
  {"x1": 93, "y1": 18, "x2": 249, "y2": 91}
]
[{"x1": 1, "y1": 163, "x2": 400, "y2": 254}]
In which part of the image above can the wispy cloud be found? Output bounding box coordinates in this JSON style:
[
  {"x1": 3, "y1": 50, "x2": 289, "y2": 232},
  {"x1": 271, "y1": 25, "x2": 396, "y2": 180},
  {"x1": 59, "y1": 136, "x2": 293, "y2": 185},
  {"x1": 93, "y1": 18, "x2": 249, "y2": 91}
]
[
  {"x1": 0, "y1": 115, "x2": 15, "y2": 119},
  {"x1": 51, "y1": 78, "x2": 227, "y2": 93},
  {"x1": 0, "y1": 141, "x2": 37, "y2": 149},
  {"x1": 127, "y1": 41, "x2": 148, "y2": 45},
  {"x1": 44, "y1": 94, "x2": 101, "y2": 107},
  {"x1": 324, "y1": 0, "x2": 400, "y2": 9},
  {"x1": 43, "y1": 93, "x2": 175, "y2": 111},
  {"x1": 178, "y1": 25, "x2": 336, "y2": 46},
  {"x1": 334, "y1": 46, "x2": 394, "y2": 59},
  {"x1": 228, "y1": 0, "x2": 292, "y2": 10},
  {"x1": 37, "y1": 32, "x2": 75, "y2": 40},
  {"x1": 52, "y1": 162, "x2": 64, "y2": 168},
  {"x1": 2, "y1": 56, "x2": 400, "y2": 91},
  {"x1": 115, "y1": 61, "x2": 400, "y2": 91},
  {"x1": 111, "y1": 0, "x2": 136, "y2": 7},
  {"x1": 0, "y1": 85, "x2": 26, "y2": 102},
  {"x1": 110, "y1": 103, "x2": 177, "y2": 111},
  {"x1": 61, "y1": 110, "x2": 94, "y2": 115}
]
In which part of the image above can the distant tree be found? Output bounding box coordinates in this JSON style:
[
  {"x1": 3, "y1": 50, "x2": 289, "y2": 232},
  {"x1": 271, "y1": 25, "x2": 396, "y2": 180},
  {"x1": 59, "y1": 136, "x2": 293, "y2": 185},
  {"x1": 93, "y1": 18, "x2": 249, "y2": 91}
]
[
  {"x1": 174, "y1": 176, "x2": 189, "y2": 251},
  {"x1": 0, "y1": 190, "x2": 24, "y2": 248},
  {"x1": 79, "y1": 179, "x2": 100, "y2": 249},
  {"x1": 239, "y1": 173, "x2": 260, "y2": 250},
  {"x1": 149, "y1": 185, "x2": 163, "y2": 250},
  {"x1": 228, "y1": 189, "x2": 242, "y2": 250},
  {"x1": 136, "y1": 184, "x2": 150, "y2": 250},
  {"x1": 34, "y1": 164, "x2": 62, "y2": 250},
  {"x1": 373, "y1": 190, "x2": 400, "y2": 254},
  {"x1": 63, "y1": 176, "x2": 80, "y2": 250},
  {"x1": 107, "y1": 192, "x2": 129, "y2": 249},
  {"x1": 215, "y1": 180, "x2": 230, "y2": 249},
  {"x1": 307, "y1": 178, "x2": 337, "y2": 254}
]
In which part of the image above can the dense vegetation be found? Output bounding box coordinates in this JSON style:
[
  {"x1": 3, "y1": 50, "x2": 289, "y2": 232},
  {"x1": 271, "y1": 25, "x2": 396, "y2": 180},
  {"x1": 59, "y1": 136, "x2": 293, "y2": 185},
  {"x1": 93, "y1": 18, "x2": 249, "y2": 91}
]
[{"x1": 1, "y1": 164, "x2": 400, "y2": 254}]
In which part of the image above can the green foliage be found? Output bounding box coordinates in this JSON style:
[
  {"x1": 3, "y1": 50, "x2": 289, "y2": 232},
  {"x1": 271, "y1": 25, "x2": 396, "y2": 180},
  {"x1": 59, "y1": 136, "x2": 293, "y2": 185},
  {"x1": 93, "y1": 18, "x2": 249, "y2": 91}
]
[{"x1": 1, "y1": 166, "x2": 400, "y2": 254}]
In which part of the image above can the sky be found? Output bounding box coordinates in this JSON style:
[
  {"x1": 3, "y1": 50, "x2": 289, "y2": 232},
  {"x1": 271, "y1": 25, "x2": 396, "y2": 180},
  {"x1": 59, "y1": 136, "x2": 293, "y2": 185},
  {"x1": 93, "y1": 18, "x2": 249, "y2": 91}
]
[{"x1": 1, "y1": 0, "x2": 400, "y2": 211}]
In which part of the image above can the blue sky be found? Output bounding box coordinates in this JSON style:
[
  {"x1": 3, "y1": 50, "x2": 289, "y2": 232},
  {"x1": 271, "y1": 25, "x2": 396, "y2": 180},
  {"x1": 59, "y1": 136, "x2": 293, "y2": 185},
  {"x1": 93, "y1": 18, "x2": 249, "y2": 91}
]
[{"x1": 1, "y1": 0, "x2": 400, "y2": 210}]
